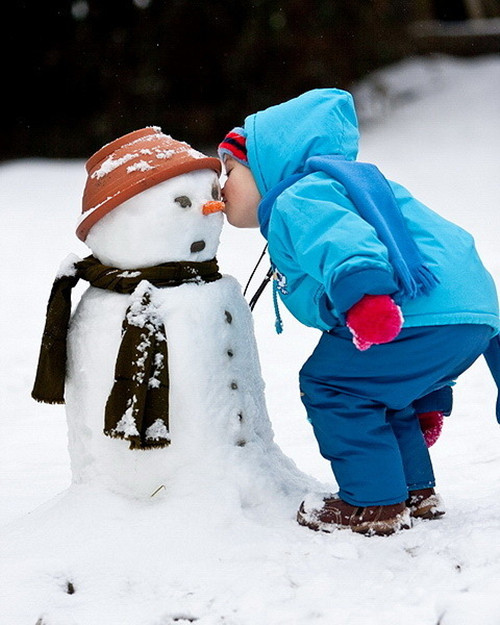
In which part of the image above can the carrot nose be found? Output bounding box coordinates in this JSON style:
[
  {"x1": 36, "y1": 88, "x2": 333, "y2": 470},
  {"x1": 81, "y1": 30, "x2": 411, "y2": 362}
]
[{"x1": 202, "y1": 200, "x2": 225, "y2": 215}]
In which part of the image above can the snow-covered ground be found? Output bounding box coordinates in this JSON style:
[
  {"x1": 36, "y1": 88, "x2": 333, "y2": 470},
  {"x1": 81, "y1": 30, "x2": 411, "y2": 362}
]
[{"x1": 1, "y1": 55, "x2": 500, "y2": 625}]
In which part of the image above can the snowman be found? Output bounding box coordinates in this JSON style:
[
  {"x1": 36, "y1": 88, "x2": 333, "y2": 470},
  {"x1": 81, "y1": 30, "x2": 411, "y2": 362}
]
[{"x1": 32, "y1": 127, "x2": 315, "y2": 505}]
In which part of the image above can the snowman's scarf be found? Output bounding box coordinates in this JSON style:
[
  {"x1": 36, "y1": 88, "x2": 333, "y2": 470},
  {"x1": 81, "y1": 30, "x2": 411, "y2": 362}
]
[{"x1": 32, "y1": 255, "x2": 222, "y2": 450}]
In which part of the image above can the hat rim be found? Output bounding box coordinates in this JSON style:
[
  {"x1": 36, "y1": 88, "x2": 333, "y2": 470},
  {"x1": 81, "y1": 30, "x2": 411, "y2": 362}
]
[{"x1": 77, "y1": 155, "x2": 221, "y2": 241}]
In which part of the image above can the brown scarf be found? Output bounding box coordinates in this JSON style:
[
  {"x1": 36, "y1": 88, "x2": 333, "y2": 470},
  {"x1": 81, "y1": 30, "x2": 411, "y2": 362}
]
[{"x1": 32, "y1": 255, "x2": 222, "y2": 450}]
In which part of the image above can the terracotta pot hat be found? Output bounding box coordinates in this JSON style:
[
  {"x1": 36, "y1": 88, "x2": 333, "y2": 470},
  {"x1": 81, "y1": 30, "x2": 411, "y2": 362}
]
[{"x1": 77, "y1": 127, "x2": 222, "y2": 241}]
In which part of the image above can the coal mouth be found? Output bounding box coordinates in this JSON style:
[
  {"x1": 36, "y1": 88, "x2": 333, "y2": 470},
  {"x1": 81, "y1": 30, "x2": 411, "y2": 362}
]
[{"x1": 190, "y1": 240, "x2": 206, "y2": 253}]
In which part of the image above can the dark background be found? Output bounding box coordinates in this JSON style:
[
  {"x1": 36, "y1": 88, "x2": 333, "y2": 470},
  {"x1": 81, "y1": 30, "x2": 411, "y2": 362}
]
[{"x1": 1, "y1": 0, "x2": 499, "y2": 160}]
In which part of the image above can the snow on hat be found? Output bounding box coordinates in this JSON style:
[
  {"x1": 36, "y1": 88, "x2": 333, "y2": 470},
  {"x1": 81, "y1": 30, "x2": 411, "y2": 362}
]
[
  {"x1": 77, "y1": 126, "x2": 222, "y2": 241},
  {"x1": 218, "y1": 127, "x2": 248, "y2": 167}
]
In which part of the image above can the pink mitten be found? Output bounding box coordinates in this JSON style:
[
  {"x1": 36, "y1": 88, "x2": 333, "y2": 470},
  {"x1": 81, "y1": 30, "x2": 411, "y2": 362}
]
[
  {"x1": 346, "y1": 294, "x2": 403, "y2": 351},
  {"x1": 418, "y1": 411, "x2": 444, "y2": 447}
]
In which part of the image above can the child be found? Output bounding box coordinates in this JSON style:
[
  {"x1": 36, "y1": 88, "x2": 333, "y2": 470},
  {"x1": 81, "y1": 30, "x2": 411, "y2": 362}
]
[{"x1": 218, "y1": 88, "x2": 500, "y2": 536}]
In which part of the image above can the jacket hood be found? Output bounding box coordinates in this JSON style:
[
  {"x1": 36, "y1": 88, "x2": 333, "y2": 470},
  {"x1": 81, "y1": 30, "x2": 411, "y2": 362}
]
[{"x1": 244, "y1": 88, "x2": 359, "y2": 195}]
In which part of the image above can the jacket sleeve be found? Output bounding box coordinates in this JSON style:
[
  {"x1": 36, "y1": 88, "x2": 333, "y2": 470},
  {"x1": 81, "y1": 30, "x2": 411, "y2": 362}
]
[{"x1": 273, "y1": 175, "x2": 399, "y2": 315}]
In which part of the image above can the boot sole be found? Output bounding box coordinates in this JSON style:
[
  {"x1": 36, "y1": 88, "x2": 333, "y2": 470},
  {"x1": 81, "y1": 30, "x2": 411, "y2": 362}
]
[
  {"x1": 409, "y1": 494, "x2": 446, "y2": 520},
  {"x1": 410, "y1": 505, "x2": 446, "y2": 520},
  {"x1": 297, "y1": 507, "x2": 411, "y2": 537}
]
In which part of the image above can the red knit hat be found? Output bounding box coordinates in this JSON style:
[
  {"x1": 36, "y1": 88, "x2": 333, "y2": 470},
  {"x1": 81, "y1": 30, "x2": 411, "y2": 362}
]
[
  {"x1": 218, "y1": 127, "x2": 248, "y2": 167},
  {"x1": 77, "y1": 127, "x2": 222, "y2": 241}
]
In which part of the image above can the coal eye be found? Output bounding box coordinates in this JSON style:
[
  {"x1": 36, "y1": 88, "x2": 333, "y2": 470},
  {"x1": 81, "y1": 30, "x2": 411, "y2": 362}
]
[
  {"x1": 175, "y1": 195, "x2": 192, "y2": 208},
  {"x1": 211, "y1": 184, "x2": 221, "y2": 201}
]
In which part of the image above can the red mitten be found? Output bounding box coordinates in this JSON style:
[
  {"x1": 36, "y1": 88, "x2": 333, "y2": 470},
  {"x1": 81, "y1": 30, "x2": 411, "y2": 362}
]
[
  {"x1": 346, "y1": 294, "x2": 403, "y2": 351},
  {"x1": 418, "y1": 411, "x2": 444, "y2": 447}
]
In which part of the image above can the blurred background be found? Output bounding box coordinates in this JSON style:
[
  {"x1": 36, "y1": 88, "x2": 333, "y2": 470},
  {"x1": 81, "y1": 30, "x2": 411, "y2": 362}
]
[{"x1": 1, "y1": 0, "x2": 499, "y2": 160}]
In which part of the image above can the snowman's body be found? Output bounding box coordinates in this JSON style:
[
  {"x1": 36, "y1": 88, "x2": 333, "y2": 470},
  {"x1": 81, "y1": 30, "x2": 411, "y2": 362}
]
[{"x1": 65, "y1": 169, "x2": 314, "y2": 502}]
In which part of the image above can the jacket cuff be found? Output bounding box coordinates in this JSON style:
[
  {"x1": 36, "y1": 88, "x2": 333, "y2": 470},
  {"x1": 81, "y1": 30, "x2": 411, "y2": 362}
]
[{"x1": 330, "y1": 268, "x2": 398, "y2": 315}]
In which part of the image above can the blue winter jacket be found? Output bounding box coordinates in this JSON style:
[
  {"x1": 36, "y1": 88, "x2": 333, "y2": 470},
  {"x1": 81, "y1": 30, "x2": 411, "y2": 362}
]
[{"x1": 244, "y1": 89, "x2": 500, "y2": 333}]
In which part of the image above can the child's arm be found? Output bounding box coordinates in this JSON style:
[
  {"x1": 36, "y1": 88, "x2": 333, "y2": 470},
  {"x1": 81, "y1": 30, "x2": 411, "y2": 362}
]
[
  {"x1": 272, "y1": 176, "x2": 404, "y2": 346},
  {"x1": 274, "y1": 183, "x2": 398, "y2": 303},
  {"x1": 346, "y1": 294, "x2": 403, "y2": 351}
]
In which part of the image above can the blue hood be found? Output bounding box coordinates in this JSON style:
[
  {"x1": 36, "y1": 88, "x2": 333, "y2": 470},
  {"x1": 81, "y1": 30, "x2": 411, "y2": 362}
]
[{"x1": 244, "y1": 89, "x2": 359, "y2": 195}]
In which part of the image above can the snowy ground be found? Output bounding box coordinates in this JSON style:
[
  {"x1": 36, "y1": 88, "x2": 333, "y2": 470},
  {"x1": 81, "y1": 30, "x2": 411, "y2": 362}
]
[{"x1": 1, "y1": 55, "x2": 500, "y2": 625}]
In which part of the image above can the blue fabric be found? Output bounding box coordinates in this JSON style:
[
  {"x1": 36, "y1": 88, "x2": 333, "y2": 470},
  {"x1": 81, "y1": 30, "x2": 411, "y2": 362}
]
[
  {"x1": 259, "y1": 173, "x2": 304, "y2": 238},
  {"x1": 484, "y1": 335, "x2": 500, "y2": 423},
  {"x1": 244, "y1": 88, "x2": 500, "y2": 336},
  {"x1": 413, "y1": 386, "x2": 453, "y2": 416},
  {"x1": 259, "y1": 154, "x2": 440, "y2": 302},
  {"x1": 305, "y1": 156, "x2": 440, "y2": 299},
  {"x1": 299, "y1": 324, "x2": 493, "y2": 506},
  {"x1": 246, "y1": 89, "x2": 359, "y2": 195}
]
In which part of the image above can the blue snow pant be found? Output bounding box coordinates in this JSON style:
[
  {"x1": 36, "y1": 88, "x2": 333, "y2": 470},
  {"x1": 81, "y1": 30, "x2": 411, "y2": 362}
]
[{"x1": 299, "y1": 324, "x2": 493, "y2": 507}]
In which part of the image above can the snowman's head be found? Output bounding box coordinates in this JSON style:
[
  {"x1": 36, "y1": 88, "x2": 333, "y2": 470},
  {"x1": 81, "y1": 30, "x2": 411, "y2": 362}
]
[
  {"x1": 77, "y1": 127, "x2": 224, "y2": 268},
  {"x1": 85, "y1": 169, "x2": 224, "y2": 268}
]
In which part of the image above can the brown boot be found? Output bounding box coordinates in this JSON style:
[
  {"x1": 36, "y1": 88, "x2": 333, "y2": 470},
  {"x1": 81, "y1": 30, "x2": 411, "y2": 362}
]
[
  {"x1": 407, "y1": 488, "x2": 445, "y2": 520},
  {"x1": 297, "y1": 494, "x2": 411, "y2": 536}
]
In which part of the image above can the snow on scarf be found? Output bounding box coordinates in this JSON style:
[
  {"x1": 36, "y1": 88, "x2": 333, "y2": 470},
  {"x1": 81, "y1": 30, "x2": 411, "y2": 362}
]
[{"x1": 32, "y1": 255, "x2": 222, "y2": 450}]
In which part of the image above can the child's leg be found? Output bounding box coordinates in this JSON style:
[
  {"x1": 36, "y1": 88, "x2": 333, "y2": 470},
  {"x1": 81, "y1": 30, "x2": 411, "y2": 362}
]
[
  {"x1": 300, "y1": 379, "x2": 409, "y2": 507},
  {"x1": 386, "y1": 405, "x2": 435, "y2": 492},
  {"x1": 299, "y1": 324, "x2": 492, "y2": 508}
]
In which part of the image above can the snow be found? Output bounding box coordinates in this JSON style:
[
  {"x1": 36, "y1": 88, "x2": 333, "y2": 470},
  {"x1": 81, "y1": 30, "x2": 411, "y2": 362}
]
[
  {"x1": 127, "y1": 160, "x2": 154, "y2": 174},
  {"x1": 1, "y1": 56, "x2": 500, "y2": 625},
  {"x1": 56, "y1": 253, "x2": 80, "y2": 278},
  {"x1": 85, "y1": 169, "x2": 224, "y2": 269},
  {"x1": 92, "y1": 151, "x2": 138, "y2": 178}
]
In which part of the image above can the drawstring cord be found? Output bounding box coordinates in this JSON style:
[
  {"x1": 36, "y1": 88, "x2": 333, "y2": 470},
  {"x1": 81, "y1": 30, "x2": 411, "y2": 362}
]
[
  {"x1": 244, "y1": 244, "x2": 283, "y2": 333},
  {"x1": 244, "y1": 244, "x2": 268, "y2": 297},
  {"x1": 272, "y1": 273, "x2": 283, "y2": 334},
  {"x1": 249, "y1": 267, "x2": 273, "y2": 311}
]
